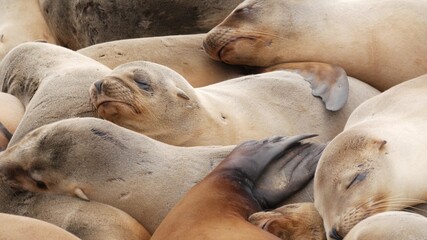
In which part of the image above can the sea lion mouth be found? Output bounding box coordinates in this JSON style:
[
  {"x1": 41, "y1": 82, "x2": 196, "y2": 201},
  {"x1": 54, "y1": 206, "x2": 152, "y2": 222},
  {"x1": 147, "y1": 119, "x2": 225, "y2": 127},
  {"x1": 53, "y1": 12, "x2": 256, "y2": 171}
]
[
  {"x1": 217, "y1": 36, "x2": 258, "y2": 64},
  {"x1": 95, "y1": 99, "x2": 139, "y2": 114}
]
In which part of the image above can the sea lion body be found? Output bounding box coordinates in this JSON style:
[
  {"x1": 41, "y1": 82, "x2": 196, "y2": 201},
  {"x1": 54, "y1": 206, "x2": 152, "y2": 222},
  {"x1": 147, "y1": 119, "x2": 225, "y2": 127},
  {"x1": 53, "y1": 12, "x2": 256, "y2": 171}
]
[
  {"x1": 151, "y1": 135, "x2": 324, "y2": 240},
  {"x1": 78, "y1": 34, "x2": 246, "y2": 87},
  {"x1": 39, "y1": 0, "x2": 242, "y2": 49},
  {"x1": 0, "y1": 183, "x2": 150, "y2": 240},
  {"x1": 0, "y1": 0, "x2": 57, "y2": 60},
  {"x1": 0, "y1": 118, "x2": 320, "y2": 233},
  {"x1": 0, "y1": 213, "x2": 80, "y2": 240},
  {"x1": 204, "y1": 0, "x2": 427, "y2": 90},
  {"x1": 0, "y1": 42, "x2": 111, "y2": 144},
  {"x1": 0, "y1": 118, "x2": 233, "y2": 233},
  {"x1": 0, "y1": 93, "x2": 24, "y2": 151},
  {"x1": 90, "y1": 61, "x2": 379, "y2": 146},
  {"x1": 344, "y1": 211, "x2": 427, "y2": 240},
  {"x1": 314, "y1": 74, "x2": 427, "y2": 239}
]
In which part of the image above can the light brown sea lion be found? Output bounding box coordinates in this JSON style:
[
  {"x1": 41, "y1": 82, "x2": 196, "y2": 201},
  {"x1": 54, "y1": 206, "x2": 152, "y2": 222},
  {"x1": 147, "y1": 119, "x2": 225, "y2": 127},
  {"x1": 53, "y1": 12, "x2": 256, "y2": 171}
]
[
  {"x1": 344, "y1": 211, "x2": 427, "y2": 240},
  {"x1": 203, "y1": 0, "x2": 427, "y2": 91},
  {"x1": 314, "y1": 74, "x2": 427, "y2": 240},
  {"x1": 0, "y1": 213, "x2": 80, "y2": 240},
  {"x1": 0, "y1": 42, "x2": 111, "y2": 145},
  {"x1": 0, "y1": 117, "x2": 321, "y2": 233},
  {"x1": 0, "y1": 182, "x2": 151, "y2": 240},
  {"x1": 249, "y1": 203, "x2": 326, "y2": 240},
  {"x1": 0, "y1": 0, "x2": 57, "y2": 60},
  {"x1": 77, "y1": 34, "x2": 246, "y2": 87},
  {"x1": 0, "y1": 93, "x2": 24, "y2": 151},
  {"x1": 151, "y1": 134, "x2": 325, "y2": 240},
  {"x1": 89, "y1": 61, "x2": 379, "y2": 146},
  {"x1": 39, "y1": 0, "x2": 242, "y2": 49}
]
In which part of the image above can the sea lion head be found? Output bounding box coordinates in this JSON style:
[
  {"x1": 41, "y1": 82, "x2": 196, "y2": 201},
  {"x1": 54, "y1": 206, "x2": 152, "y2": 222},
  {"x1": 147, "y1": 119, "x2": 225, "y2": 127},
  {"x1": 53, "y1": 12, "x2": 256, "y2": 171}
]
[
  {"x1": 203, "y1": 0, "x2": 290, "y2": 66},
  {"x1": 89, "y1": 61, "x2": 201, "y2": 142},
  {"x1": 249, "y1": 202, "x2": 326, "y2": 240},
  {"x1": 0, "y1": 120, "x2": 80, "y2": 197},
  {"x1": 0, "y1": 118, "x2": 137, "y2": 202},
  {"x1": 313, "y1": 129, "x2": 410, "y2": 240}
]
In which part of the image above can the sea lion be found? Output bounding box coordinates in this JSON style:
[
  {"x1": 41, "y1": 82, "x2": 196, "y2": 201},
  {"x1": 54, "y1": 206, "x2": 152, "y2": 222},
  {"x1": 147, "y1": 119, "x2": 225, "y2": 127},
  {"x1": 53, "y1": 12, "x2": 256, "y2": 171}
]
[
  {"x1": 314, "y1": 74, "x2": 427, "y2": 239},
  {"x1": 89, "y1": 61, "x2": 379, "y2": 146},
  {"x1": 344, "y1": 211, "x2": 427, "y2": 240},
  {"x1": 0, "y1": 182, "x2": 151, "y2": 240},
  {"x1": 0, "y1": 42, "x2": 111, "y2": 145},
  {"x1": 39, "y1": 0, "x2": 242, "y2": 49},
  {"x1": 150, "y1": 134, "x2": 325, "y2": 240},
  {"x1": 0, "y1": 117, "x2": 320, "y2": 233},
  {"x1": 0, "y1": 213, "x2": 80, "y2": 240},
  {"x1": 249, "y1": 203, "x2": 326, "y2": 240},
  {"x1": 77, "y1": 34, "x2": 246, "y2": 87},
  {"x1": 203, "y1": 0, "x2": 427, "y2": 91},
  {"x1": 0, "y1": 93, "x2": 24, "y2": 151},
  {"x1": 0, "y1": 0, "x2": 57, "y2": 60}
]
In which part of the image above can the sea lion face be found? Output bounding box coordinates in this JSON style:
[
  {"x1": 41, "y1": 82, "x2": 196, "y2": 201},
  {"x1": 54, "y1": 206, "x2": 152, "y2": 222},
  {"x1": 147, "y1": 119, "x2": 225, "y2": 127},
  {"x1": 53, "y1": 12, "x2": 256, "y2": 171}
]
[
  {"x1": 249, "y1": 203, "x2": 326, "y2": 240},
  {"x1": 0, "y1": 125, "x2": 76, "y2": 194},
  {"x1": 204, "y1": 0, "x2": 289, "y2": 66},
  {"x1": 89, "y1": 61, "x2": 199, "y2": 137},
  {"x1": 314, "y1": 132, "x2": 398, "y2": 240}
]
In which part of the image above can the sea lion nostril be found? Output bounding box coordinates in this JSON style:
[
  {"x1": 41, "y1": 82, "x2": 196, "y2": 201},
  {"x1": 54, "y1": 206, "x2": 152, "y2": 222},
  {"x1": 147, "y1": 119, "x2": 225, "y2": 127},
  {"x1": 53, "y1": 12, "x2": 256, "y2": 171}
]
[
  {"x1": 35, "y1": 180, "x2": 48, "y2": 190},
  {"x1": 329, "y1": 228, "x2": 343, "y2": 240},
  {"x1": 94, "y1": 80, "x2": 104, "y2": 93}
]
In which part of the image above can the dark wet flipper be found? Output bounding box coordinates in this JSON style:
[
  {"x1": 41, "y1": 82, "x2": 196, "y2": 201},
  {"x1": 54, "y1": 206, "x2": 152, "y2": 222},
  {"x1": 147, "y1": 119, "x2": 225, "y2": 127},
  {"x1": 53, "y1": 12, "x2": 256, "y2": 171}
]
[
  {"x1": 258, "y1": 62, "x2": 350, "y2": 111},
  {"x1": 217, "y1": 134, "x2": 318, "y2": 183},
  {"x1": 253, "y1": 142, "x2": 326, "y2": 209}
]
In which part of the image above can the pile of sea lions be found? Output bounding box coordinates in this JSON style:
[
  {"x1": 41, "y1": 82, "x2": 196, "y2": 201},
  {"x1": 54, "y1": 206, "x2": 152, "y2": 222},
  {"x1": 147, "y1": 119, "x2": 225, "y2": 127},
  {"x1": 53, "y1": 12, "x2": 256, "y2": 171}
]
[{"x1": 1, "y1": 0, "x2": 427, "y2": 239}]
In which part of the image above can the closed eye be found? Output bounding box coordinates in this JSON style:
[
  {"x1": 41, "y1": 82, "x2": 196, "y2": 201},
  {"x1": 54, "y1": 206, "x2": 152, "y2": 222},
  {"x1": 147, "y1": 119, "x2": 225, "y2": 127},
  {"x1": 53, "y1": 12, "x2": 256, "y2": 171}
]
[
  {"x1": 134, "y1": 79, "x2": 153, "y2": 92},
  {"x1": 346, "y1": 172, "x2": 368, "y2": 189}
]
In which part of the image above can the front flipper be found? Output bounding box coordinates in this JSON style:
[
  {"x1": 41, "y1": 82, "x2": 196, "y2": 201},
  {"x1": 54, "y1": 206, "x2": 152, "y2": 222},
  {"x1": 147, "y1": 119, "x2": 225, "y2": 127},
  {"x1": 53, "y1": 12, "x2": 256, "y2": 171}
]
[
  {"x1": 254, "y1": 141, "x2": 326, "y2": 208},
  {"x1": 259, "y1": 62, "x2": 349, "y2": 111},
  {"x1": 216, "y1": 134, "x2": 319, "y2": 181}
]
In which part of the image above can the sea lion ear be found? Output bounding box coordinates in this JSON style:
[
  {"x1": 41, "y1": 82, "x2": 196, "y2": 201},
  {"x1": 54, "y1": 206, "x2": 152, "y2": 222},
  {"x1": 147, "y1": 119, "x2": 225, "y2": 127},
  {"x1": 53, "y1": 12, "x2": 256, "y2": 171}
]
[
  {"x1": 259, "y1": 62, "x2": 350, "y2": 111},
  {"x1": 177, "y1": 88, "x2": 190, "y2": 100}
]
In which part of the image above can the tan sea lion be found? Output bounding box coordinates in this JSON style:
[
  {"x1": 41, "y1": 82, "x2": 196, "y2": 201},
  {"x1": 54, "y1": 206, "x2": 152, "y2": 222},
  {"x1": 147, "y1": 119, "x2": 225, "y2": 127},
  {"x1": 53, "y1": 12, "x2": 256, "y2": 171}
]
[
  {"x1": 0, "y1": 213, "x2": 80, "y2": 240},
  {"x1": 314, "y1": 74, "x2": 427, "y2": 240},
  {"x1": 89, "y1": 61, "x2": 379, "y2": 146},
  {"x1": 0, "y1": 117, "x2": 320, "y2": 233},
  {"x1": 0, "y1": 182, "x2": 151, "y2": 240},
  {"x1": 78, "y1": 34, "x2": 246, "y2": 87},
  {"x1": 203, "y1": 0, "x2": 427, "y2": 91},
  {"x1": 0, "y1": 0, "x2": 57, "y2": 60},
  {"x1": 0, "y1": 93, "x2": 24, "y2": 151},
  {"x1": 249, "y1": 203, "x2": 326, "y2": 240},
  {"x1": 0, "y1": 42, "x2": 111, "y2": 145},
  {"x1": 344, "y1": 211, "x2": 427, "y2": 240},
  {"x1": 151, "y1": 134, "x2": 325, "y2": 240},
  {"x1": 39, "y1": 0, "x2": 242, "y2": 49}
]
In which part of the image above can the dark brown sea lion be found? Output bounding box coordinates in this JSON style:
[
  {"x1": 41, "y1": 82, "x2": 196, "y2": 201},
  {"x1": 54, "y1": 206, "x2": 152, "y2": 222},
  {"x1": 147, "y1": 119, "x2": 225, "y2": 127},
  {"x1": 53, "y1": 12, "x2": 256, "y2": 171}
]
[{"x1": 151, "y1": 134, "x2": 325, "y2": 240}]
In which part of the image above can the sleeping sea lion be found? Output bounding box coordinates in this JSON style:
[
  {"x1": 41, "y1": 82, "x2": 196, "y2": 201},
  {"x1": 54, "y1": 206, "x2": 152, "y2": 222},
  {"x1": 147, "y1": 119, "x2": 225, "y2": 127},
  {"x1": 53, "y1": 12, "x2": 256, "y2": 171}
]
[
  {"x1": 203, "y1": 0, "x2": 427, "y2": 91},
  {"x1": 89, "y1": 61, "x2": 379, "y2": 146}
]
